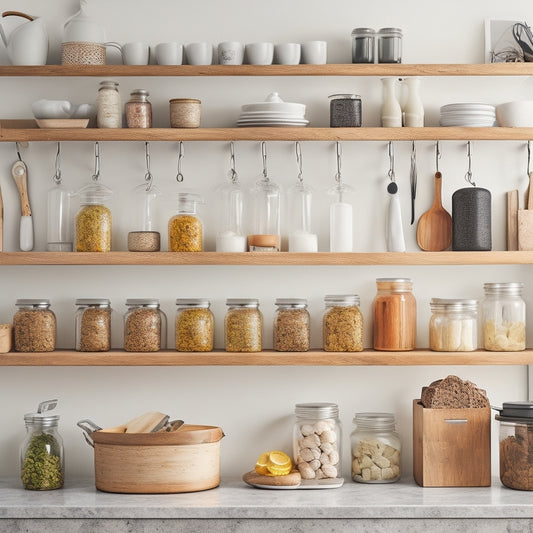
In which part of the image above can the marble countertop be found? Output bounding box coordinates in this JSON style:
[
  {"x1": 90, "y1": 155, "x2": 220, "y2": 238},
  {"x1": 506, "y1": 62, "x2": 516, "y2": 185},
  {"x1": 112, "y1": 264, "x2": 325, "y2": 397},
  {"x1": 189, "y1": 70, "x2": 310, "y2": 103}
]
[{"x1": 1, "y1": 477, "x2": 533, "y2": 520}]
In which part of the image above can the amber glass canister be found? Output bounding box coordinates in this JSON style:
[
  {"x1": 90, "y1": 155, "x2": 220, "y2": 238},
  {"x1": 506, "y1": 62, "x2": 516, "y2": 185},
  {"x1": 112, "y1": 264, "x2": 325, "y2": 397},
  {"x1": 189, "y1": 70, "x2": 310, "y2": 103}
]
[{"x1": 373, "y1": 278, "x2": 416, "y2": 350}]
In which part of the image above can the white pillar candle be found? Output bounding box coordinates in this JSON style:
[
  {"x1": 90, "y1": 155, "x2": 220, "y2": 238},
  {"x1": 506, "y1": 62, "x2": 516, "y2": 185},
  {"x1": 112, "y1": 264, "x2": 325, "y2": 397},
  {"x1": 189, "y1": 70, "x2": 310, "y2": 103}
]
[
  {"x1": 330, "y1": 202, "x2": 353, "y2": 252},
  {"x1": 289, "y1": 231, "x2": 318, "y2": 252}
]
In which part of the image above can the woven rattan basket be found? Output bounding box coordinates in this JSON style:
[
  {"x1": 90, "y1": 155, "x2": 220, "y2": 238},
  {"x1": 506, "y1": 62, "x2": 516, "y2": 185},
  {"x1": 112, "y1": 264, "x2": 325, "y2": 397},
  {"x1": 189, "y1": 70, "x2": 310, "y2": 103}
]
[{"x1": 61, "y1": 41, "x2": 106, "y2": 65}]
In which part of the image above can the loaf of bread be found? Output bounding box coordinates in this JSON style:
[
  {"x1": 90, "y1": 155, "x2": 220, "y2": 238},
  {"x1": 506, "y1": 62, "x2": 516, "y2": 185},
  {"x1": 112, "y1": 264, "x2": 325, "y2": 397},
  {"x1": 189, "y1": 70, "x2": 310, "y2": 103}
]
[{"x1": 420, "y1": 375, "x2": 489, "y2": 409}]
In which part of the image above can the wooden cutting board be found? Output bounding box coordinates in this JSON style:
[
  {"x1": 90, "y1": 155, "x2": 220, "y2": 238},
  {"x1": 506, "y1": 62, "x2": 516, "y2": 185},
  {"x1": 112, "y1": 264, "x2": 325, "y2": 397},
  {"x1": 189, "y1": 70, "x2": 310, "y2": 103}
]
[
  {"x1": 507, "y1": 190, "x2": 519, "y2": 251},
  {"x1": 518, "y1": 173, "x2": 533, "y2": 250}
]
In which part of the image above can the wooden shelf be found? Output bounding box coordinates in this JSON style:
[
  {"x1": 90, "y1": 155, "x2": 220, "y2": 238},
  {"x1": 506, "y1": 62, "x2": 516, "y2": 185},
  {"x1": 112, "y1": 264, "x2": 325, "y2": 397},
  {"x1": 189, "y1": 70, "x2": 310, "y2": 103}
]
[
  {"x1": 1, "y1": 63, "x2": 533, "y2": 77},
  {"x1": 2, "y1": 121, "x2": 533, "y2": 142},
  {"x1": 1, "y1": 349, "x2": 532, "y2": 366},
  {"x1": 1, "y1": 251, "x2": 532, "y2": 266}
]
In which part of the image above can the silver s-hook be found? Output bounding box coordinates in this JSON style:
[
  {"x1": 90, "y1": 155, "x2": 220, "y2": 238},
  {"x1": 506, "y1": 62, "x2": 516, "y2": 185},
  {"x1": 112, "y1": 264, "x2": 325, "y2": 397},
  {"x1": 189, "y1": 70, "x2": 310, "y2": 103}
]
[
  {"x1": 176, "y1": 141, "x2": 184, "y2": 182},
  {"x1": 144, "y1": 141, "x2": 153, "y2": 190},
  {"x1": 52, "y1": 142, "x2": 62, "y2": 185},
  {"x1": 261, "y1": 141, "x2": 268, "y2": 179},
  {"x1": 335, "y1": 141, "x2": 342, "y2": 183},
  {"x1": 388, "y1": 141, "x2": 395, "y2": 182},
  {"x1": 465, "y1": 141, "x2": 475, "y2": 186},
  {"x1": 228, "y1": 141, "x2": 238, "y2": 183},
  {"x1": 92, "y1": 141, "x2": 100, "y2": 181},
  {"x1": 295, "y1": 141, "x2": 303, "y2": 182}
]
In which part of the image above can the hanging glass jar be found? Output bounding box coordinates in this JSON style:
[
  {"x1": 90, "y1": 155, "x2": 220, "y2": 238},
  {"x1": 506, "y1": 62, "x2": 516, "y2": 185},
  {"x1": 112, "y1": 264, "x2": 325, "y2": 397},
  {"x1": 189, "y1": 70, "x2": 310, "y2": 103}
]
[
  {"x1": 288, "y1": 142, "x2": 317, "y2": 252},
  {"x1": 74, "y1": 143, "x2": 112, "y2": 252},
  {"x1": 248, "y1": 142, "x2": 281, "y2": 251},
  {"x1": 328, "y1": 142, "x2": 353, "y2": 252},
  {"x1": 351, "y1": 412, "x2": 401, "y2": 483},
  {"x1": 175, "y1": 298, "x2": 214, "y2": 352},
  {"x1": 216, "y1": 142, "x2": 247, "y2": 252},
  {"x1": 128, "y1": 142, "x2": 161, "y2": 252},
  {"x1": 293, "y1": 402, "x2": 342, "y2": 481},
  {"x1": 47, "y1": 143, "x2": 72, "y2": 251},
  {"x1": 21, "y1": 399, "x2": 64, "y2": 491},
  {"x1": 168, "y1": 191, "x2": 203, "y2": 252},
  {"x1": 482, "y1": 282, "x2": 525, "y2": 351}
]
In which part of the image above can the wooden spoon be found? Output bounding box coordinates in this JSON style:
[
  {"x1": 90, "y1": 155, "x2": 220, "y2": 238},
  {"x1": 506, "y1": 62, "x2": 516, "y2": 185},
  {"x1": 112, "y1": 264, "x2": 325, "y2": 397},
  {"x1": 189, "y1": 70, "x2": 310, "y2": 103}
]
[
  {"x1": 416, "y1": 172, "x2": 452, "y2": 251},
  {"x1": 11, "y1": 159, "x2": 33, "y2": 251}
]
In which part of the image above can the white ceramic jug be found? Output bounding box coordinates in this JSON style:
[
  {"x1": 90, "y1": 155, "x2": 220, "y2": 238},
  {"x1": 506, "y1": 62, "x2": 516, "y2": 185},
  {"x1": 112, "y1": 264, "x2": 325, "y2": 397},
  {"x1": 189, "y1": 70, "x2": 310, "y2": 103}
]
[
  {"x1": 0, "y1": 11, "x2": 48, "y2": 65},
  {"x1": 63, "y1": 0, "x2": 105, "y2": 43}
]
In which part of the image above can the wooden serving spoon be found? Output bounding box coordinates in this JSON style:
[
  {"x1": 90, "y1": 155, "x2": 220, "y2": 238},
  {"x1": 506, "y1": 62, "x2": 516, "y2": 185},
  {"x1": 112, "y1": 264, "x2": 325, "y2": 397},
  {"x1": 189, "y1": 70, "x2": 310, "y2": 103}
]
[
  {"x1": 416, "y1": 172, "x2": 452, "y2": 251},
  {"x1": 11, "y1": 159, "x2": 33, "y2": 251}
]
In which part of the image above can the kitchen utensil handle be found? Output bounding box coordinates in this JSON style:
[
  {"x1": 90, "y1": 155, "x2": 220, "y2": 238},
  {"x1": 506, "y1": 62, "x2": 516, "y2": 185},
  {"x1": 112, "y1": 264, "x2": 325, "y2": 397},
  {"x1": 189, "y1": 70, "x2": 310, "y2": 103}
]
[
  {"x1": 0, "y1": 184, "x2": 3, "y2": 252},
  {"x1": 1, "y1": 11, "x2": 34, "y2": 20},
  {"x1": 19, "y1": 215, "x2": 33, "y2": 251},
  {"x1": 432, "y1": 171, "x2": 443, "y2": 207},
  {"x1": 77, "y1": 419, "x2": 102, "y2": 448},
  {"x1": 528, "y1": 172, "x2": 533, "y2": 210},
  {"x1": 386, "y1": 192, "x2": 406, "y2": 252}
]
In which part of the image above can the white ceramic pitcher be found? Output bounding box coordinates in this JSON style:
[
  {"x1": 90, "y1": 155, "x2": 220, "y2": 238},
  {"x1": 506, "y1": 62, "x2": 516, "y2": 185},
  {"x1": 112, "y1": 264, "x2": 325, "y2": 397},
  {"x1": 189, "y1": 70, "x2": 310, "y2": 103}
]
[{"x1": 0, "y1": 11, "x2": 48, "y2": 65}]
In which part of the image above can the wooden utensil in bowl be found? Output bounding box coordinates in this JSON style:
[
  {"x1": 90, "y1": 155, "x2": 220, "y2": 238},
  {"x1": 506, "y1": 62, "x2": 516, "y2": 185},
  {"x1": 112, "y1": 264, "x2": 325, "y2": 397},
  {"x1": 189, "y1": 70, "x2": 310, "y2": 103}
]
[{"x1": 416, "y1": 172, "x2": 452, "y2": 251}]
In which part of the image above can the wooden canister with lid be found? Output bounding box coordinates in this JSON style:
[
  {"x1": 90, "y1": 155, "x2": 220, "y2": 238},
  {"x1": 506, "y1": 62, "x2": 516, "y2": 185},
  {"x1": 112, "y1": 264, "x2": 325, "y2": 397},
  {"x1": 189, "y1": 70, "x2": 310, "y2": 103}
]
[
  {"x1": 372, "y1": 277, "x2": 416, "y2": 350},
  {"x1": 169, "y1": 98, "x2": 201, "y2": 128}
]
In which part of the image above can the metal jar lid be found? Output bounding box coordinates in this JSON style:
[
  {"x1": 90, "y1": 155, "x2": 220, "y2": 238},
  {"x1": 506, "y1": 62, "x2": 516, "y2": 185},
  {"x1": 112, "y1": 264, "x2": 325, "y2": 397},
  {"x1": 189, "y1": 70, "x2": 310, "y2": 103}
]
[
  {"x1": 430, "y1": 298, "x2": 478, "y2": 311},
  {"x1": 275, "y1": 298, "x2": 308, "y2": 308},
  {"x1": 175, "y1": 298, "x2": 210, "y2": 308},
  {"x1": 15, "y1": 299, "x2": 51, "y2": 308},
  {"x1": 226, "y1": 298, "x2": 259, "y2": 307},
  {"x1": 24, "y1": 399, "x2": 60, "y2": 427},
  {"x1": 125, "y1": 298, "x2": 160, "y2": 308},
  {"x1": 295, "y1": 402, "x2": 339, "y2": 420},
  {"x1": 324, "y1": 294, "x2": 360, "y2": 306},
  {"x1": 483, "y1": 282, "x2": 524, "y2": 294},
  {"x1": 378, "y1": 27, "x2": 403, "y2": 36},
  {"x1": 351, "y1": 28, "x2": 375, "y2": 36},
  {"x1": 494, "y1": 402, "x2": 533, "y2": 422},
  {"x1": 75, "y1": 298, "x2": 111, "y2": 307},
  {"x1": 328, "y1": 93, "x2": 361, "y2": 100}
]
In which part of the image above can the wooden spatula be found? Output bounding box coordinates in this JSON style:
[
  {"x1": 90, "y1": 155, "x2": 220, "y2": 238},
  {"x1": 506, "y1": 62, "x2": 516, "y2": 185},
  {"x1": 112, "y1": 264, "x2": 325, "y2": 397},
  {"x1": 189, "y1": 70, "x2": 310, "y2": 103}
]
[
  {"x1": 102, "y1": 411, "x2": 169, "y2": 434},
  {"x1": 416, "y1": 172, "x2": 452, "y2": 251}
]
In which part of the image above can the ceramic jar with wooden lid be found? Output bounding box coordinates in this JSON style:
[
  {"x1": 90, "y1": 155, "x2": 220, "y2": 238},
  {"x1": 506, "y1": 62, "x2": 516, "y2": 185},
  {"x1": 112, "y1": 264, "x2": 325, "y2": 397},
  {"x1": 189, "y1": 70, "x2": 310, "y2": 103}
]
[
  {"x1": 372, "y1": 278, "x2": 416, "y2": 350},
  {"x1": 169, "y1": 98, "x2": 201, "y2": 128}
]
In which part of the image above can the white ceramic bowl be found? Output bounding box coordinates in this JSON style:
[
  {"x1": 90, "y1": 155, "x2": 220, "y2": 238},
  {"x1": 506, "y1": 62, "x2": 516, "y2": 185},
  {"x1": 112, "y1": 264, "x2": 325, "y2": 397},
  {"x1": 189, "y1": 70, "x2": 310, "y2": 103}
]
[
  {"x1": 241, "y1": 92, "x2": 306, "y2": 116},
  {"x1": 496, "y1": 101, "x2": 533, "y2": 127},
  {"x1": 31, "y1": 99, "x2": 96, "y2": 120}
]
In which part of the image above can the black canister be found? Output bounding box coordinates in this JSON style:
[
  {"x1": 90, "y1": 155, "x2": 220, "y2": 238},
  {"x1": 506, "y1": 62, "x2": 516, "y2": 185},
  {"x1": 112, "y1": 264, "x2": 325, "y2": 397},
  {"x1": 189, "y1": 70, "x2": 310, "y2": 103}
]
[{"x1": 452, "y1": 187, "x2": 492, "y2": 251}]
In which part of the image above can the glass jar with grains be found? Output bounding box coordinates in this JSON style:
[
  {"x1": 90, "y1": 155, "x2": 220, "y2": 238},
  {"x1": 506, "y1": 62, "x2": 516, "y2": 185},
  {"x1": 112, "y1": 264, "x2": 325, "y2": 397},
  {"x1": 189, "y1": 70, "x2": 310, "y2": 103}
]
[
  {"x1": 429, "y1": 298, "x2": 477, "y2": 352},
  {"x1": 225, "y1": 298, "x2": 262, "y2": 352},
  {"x1": 74, "y1": 181, "x2": 113, "y2": 252},
  {"x1": 351, "y1": 412, "x2": 401, "y2": 484},
  {"x1": 323, "y1": 294, "x2": 363, "y2": 352},
  {"x1": 373, "y1": 278, "x2": 416, "y2": 351},
  {"x1": 13, "y1": 299, "x2": 56, "y2": 352},
  {"x1": 175, "y1": 298, "x2": 214, "y2": 352},
  {"x1": 293, "y1": 402, "x2": 342, "y2": 481},
  {"x1": 482, "y1": 282, "x2": 525, "y2": 351},
  {"x1": 96, "y1": 80, "x2": 121, "y2": 128},
  {"x1": 125, "y1": 89, "x2": 152, "y2": 128},
  {"x1": 21, "y1": 399, "x2": 64, "y2": 491},
  {"x1": 75, "y1": 298, "x2": 112, "y2": 352},
  {"x1": 168, "y1": 192, "x2": 203, "y2": 252},
  {"x1": 124, "y1": 298, "x2": 167, "y2": 352},
  {"x1": 274, "y1": 298, "x2": 310, "y2": 352}
]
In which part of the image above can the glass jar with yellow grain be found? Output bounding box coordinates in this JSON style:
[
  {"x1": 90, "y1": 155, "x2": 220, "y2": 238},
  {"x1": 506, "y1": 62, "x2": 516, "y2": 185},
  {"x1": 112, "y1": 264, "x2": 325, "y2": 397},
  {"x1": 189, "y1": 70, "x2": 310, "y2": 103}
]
[
  {"x1": 168, "y1": 192, "x2": 203, "y2": 252},
  {"x1": 323, "y1": 294, "x2": 363, "y2": 352},
  {"x1": 224, "y1": 298, "x2": 262, "y2": 352},
  {"x1": 175, "y1": 298, "x2": 214, "y2": 352},
  {"x1": 74, "y1": 181, "x2": 113, "y2": 252}
]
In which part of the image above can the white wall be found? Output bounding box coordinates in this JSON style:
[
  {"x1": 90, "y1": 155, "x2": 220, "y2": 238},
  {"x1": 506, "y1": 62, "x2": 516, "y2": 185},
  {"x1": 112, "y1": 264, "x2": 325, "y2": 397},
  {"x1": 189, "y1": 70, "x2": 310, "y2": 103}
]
[{"x1": 0, "y1": 0, "x2": 531, "y2": 482}]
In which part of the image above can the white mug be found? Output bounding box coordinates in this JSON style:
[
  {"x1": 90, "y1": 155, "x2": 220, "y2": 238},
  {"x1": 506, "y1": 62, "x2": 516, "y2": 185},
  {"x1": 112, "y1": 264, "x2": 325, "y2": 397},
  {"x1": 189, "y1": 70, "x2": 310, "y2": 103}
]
[
  {"x1": 185, "y1": 42, "x2": 212, "y2": 65},
  {"x1": 301, "y1": 40, "x2": 327, "y2": 64},
  {"x1": 154, "y1": 42, "x2": 183, "y2": 65},
  {"x1": 218, "y1": 41, "x2": 244, "y2": 65},
  {"x1": 106, "y1": 41, "x2": 150, "y2": 65},
  {"x1": 274, "y1": 43, "x2": 301, "y2": 65},
  {"x1": 245, "y1": 42, "x2": 274, "y2": 65}
]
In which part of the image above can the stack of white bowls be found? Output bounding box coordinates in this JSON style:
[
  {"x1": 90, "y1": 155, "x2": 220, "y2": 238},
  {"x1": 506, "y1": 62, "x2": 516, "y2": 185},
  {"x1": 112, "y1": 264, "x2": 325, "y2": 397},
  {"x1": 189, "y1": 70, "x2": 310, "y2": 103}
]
[
  {"x1": 439, "y1": 103, "x2": 496, "y2": 127},
  {"x1": 237, "y1": 92, "x2": 308, "y2": 127}
]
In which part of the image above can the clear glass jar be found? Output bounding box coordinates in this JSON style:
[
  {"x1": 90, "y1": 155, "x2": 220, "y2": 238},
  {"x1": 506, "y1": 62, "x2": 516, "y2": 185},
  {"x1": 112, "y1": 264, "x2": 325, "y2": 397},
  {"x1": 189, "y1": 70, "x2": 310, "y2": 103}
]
[
  {"x1": 323, "y1": 294, "x2": 363, "y2": 352},
  {"x1": 216, "y1": 180, "x2": 247, "y2": 252},
  {"x1": 224, "y1": 298, "x2": 262, "y2": 352},
  {"x1": 377, "y1": 27, "x2": 402, "y2": 63},
  {"x1": 482, "y1": 282, "x2": 525, "y2": 351},
  {"x1": 429, "y1": 298, "x2": 478, "y2": 352},
  {"x1": 124, "y1": 298, "x2": 167, "y2": 352},
  {"x1": 329, "y1": 94, "x2": 362, "y2": 127},
  {"x1": 168, "y1": 192, "x2": 203, "y2": 252},
  {"x1": 125, "y1": 89, "x2": 152, "y2": 128},
  {"x1": 13, "y1": 299, "x2": 56, "y2": 352},
  {"x1": 373, "y1": 278, "x2": 416, "y2": 351},
  {"x1": 74, "y1": 181, "x2": 113, "y2": 252},
  {"x1": 274, "y1": 298, "x2": 310, "y2": 352},
  {"x1": 47, "y1": 180, "x2": 72, "y2": 252},
  {"x1": 287, "y1": 181, "x2": 317, "y2": 252},
  {"x1": 175, "y1": 298, "x2": 214, "y2": 352},
  {"x1": 128, "y1": 181, "x2": 161, "y2": 252},
  {"x1": 293, "y1": 402, "x2": 342, "y2": 480},
  {"x1": 328, "y1": 183, "x2": 353, "y2": 252},
  {"x1": 97, "y1": 80, "x2": 121, "y2": 128},
  {"x1": 248, "y1": 175, "x2": 281, "y2": 251},
  {"x1": 21, "y1": 400, "x2": 64, "y2": 490},
  {"x1": 75, "y1": 298, "x2": 112, "y2": 352},
  {"x1": 351, "y1": 27, "x2": 375, "y2": 63},
  {"x1": 496, "y1": 403, "x2": 533, "y2": 490},
  {"x1": 351, "y1": 412, "x2": 401, "y2": 483}
]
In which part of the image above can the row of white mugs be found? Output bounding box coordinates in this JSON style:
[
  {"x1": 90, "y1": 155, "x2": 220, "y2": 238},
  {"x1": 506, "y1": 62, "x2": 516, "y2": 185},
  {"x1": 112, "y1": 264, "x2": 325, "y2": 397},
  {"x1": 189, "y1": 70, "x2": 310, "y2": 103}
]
[{"x1": 112, "y1": 40, "x2": 328, "y2": 66}]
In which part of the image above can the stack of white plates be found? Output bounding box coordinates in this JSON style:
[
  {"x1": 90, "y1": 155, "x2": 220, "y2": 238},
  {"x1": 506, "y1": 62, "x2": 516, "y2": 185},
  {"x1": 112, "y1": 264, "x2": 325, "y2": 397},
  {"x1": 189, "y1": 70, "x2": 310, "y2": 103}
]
[
  {"x1": 237, "y1": 92, "x2": 308, "y2": 127},
  {"x1": 440, "y1": 103, "x2": 496, "y2": 127}
]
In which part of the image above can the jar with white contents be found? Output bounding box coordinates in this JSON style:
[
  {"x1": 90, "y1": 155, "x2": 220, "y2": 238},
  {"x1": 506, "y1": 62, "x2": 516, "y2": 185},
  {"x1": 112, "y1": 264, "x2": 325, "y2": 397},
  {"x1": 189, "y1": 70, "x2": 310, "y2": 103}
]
[{"x1": 429, "y1": 298, "x2": 478, "y2": 352}]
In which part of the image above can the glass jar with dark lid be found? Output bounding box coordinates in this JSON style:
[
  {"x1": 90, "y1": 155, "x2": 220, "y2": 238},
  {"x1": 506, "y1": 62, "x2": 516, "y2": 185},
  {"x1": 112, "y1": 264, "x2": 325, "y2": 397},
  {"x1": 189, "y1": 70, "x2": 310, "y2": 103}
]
[
  {"x1": 351, "y1": 28, "x2": 375, "y2": 63},
  {"x1": 495, "y1": 402, "x2": 533, "y2": 490},
  {"x1": 377, "y1": 27, "x2": 402, "y2": 63},
  {"x1": 329, "y1": 94, "x2": 362, "y2": 127}
]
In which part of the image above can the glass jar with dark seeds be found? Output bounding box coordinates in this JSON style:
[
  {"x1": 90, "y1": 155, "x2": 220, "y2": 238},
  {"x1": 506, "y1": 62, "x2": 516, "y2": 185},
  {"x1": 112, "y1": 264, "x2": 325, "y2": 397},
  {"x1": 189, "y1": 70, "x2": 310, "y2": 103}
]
[{"x1": 329, "y1": 94, "x2": 362, "y2": 127}]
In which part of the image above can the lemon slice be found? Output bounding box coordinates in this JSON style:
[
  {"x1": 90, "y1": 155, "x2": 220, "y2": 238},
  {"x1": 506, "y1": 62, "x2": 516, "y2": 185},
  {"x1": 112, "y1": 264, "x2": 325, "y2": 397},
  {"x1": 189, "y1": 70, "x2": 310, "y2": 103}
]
[
  {"x1": 254, "y1": 450, "x2": 293, "y2": 476},
  {"x1": 254, "y1": 452, "x2": 271, "y2": 475}
]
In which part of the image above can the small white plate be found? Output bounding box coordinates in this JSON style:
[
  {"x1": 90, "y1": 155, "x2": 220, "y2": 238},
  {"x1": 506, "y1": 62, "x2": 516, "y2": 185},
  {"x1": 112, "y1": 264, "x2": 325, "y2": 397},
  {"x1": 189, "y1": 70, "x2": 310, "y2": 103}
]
[{"x1": 245, "y1": 477, "x2": 344, "y2": 490}]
